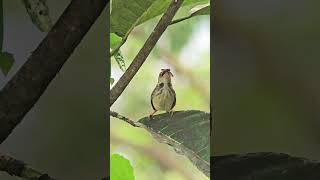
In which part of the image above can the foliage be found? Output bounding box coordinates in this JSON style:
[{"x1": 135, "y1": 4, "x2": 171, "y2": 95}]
[
  {"x1": 110, "y1": 0, "x2": 209, "y2": 37},
  {"x1": 110, "y1": 0, "x2": 210, "y2": 179},
  {"x1": 111, "y1": 154, "x2": 135, "y2": 180},
  {"x1": 0, "y1": 52, "x2": 14, "y2": 76},
  {"x1": 20, "y1": 0, "x2": 53, "y2": 32},
  {"x1": 0, "y1": 1, "x2": 14, "y2": 76},
  {"x1": 139, "y1": 110, "x2": 210, "y2": 177}
]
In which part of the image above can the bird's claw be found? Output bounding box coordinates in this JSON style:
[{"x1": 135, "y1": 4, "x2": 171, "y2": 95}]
[{"x1": 168, "y1": 111, "x2": 174, "y2": 118}]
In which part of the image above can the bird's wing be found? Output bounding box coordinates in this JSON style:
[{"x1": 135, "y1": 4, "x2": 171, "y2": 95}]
[
  {"x1": 170, "y1": 89, "x2": 176, "y2": 110},
  {"x1": 151, "y1": 88, "x2": 157, "y2": 111}
]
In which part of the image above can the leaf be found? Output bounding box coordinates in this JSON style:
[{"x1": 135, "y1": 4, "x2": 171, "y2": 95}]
[
  {"x1": 190, "y1": 3, "x2": 210, "y2": 16},
  {"x1": 111, "y1": 154, "x2": 135, "y2": 180},
  {"x1": 113, "y1": 50, "x2": 126, "y2": 71},
  {"x1": 21, "y1": 0, "x2": 53, "y2": 32},
  {"x1": 110, "y1": 33, "x2": 122, "y2": 49},
  {"x1": 170, "y1": 3, "x2": 210, "y2": 26},
  {"x1": 110, "y1": 77, "x2": 115, "y2": 85},
  {"x1": 110, "y1": 0, "x2": 209, "y2": 37},
  {"x1": 138, "y1": 110, "x2": 210, "y2": 177},
  {"x1": 0, "y1": 52, "x2": 14, "y2": 76}
]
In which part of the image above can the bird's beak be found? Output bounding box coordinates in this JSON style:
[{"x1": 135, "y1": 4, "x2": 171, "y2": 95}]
[{"x1": 160, "y1": 69, "x2": 173, "y2": 77}]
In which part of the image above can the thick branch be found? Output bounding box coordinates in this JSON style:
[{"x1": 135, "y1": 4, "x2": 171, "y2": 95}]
[
  {"x1": 0, "y1": 0, "x2": 108, "y2": 144},
  {"x1": 213, "y1": 152, "x2": 320, "y2": 180},
  {"x1": 109, "y1": 0, "x2": 184, "y2": 107},
  {"x1": 0, "y1": 152, "x2": 55, "y2": 180}
]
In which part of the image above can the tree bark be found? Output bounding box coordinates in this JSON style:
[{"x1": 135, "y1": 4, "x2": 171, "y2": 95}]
[
  {"x1": 0, "y1": 0, "x2": 108, "y2": 144},
  {"x1": 0, "y1": 152, "x2": 55, "y2": 179}
]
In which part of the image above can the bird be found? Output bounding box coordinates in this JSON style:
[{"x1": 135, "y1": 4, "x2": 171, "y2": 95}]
[{"x1": 150, "y1": 69, "x2": 176, "y2": 119}]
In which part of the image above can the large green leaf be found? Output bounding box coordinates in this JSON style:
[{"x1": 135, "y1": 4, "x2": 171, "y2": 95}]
[
  {"x1": 138, "y1": 110, "x2": 210, "y2": 177},
  {"x1": 110, "y1": 0, "x2": 209, "y2": 37},
  {"x1": 111, "y1": 154, "x2": 135, "y2": 180}
]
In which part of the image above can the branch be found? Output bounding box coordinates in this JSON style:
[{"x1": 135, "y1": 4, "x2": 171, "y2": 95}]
[
  {"x1": 170, "y1": 15, "x2": 193, "y2": 26},
  {"x1": 213, "y1": 152, "x2": 320, "y2": 180},
  {"x1": 0, "y1": 152, "x2": 56, "y2": 180},
  {"x1": 110, "y1": 111, "x2": 142, "y2": 127},
  {"x1": 0, "y1": 0, "x2": 108, "y2": 144},
  {"x1": 109, "y1": 0, "x2": 184, "y2": 107}
]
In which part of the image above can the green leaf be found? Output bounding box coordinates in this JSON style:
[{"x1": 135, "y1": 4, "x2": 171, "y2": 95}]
[
  {"x1": 110, "y1": 0, "x2": 209, "y2": 37},
  {"x1": 0, "y1": 52, "x2": 14, "y2": 76},
  {"x1": 110, "y1": 33, "x2": 122, "y2": 49},
  {"x1": 190, "y1": 4, "x2": 210, "y2": 16},
  {"x1": 21, "y1": 0, "x2": 53, "y2": 32},
  {"x1": 110, "y1": 77, "x2": 115, "y2": 85},
  {"x1": 170, "y1": 4, "x2": 210, "y2": 26},
  {"x1": 111, "y1": 154, "x2": 135, "y2": 180},
  {"x1": 138, "y1": 110, "x2": 210, "y2": 177},
  {"x1": 113, "y1": 50, "x2": 126, "y2": 71}
]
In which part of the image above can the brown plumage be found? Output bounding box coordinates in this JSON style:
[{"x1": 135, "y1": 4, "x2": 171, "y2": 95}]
[{"x1": 150, "y1": 69, "x2": 176, "y2": 118}]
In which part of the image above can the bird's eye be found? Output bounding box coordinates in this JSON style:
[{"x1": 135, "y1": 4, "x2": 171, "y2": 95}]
[{"x1": 159, "y1": 83, "x2": 164, "y2": 88}]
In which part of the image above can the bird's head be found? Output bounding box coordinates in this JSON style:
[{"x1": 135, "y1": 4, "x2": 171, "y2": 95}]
[{"x1": 158, "y1": 69, "x2": 173, "y2": 83}]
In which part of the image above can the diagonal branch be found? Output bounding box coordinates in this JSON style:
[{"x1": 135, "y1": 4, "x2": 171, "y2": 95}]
[
  {"x1": 0, "y1": 152, "x2": 56, "y2": 180},
  {"x1": 0, "y1": 0, "x2": 108, "y2": 144},
  {"x1": 109, "y1": 0, "x2": 184, "y2": 107}
]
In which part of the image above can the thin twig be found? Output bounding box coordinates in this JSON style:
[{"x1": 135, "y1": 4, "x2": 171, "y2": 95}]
[
  {"x1": 110, "y1": 111, "x2": 142, "y2": 127},
  {"x1": 170, "y1": 15, "x2": 193, "y2": 25},
  {"x1": 0, "y1": 0, "x2": 108, "y2": 144},
  {"x1": 0, "y1": 152, "x2": 56, "y2": 180},
  {"x1": 109, "y1": 0, "x2": 184, "y2": 107}
]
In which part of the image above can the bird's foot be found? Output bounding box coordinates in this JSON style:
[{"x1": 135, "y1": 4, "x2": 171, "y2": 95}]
[{"x1": 168, "y1": 111, "x2": 174, "y2": 118}]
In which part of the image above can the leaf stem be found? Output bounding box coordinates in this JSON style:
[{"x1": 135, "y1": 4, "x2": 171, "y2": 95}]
[{"x1": 170, "y1": 15, "x2": 193, "y2": 26}]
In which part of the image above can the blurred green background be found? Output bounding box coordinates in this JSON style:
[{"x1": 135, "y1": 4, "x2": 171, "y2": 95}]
[
  {"x1": 214, "y1": 0, "x2": 320, "y2": 161},
  {"x1": 110, "y1": 9, "x2": 210, "y2": 180},
  {"x1": 0, "y1": 1, "x2": 107, "y2": 179}
]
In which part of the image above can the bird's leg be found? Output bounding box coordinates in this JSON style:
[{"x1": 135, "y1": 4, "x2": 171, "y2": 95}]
[
  {"x1": 149, "y1": 110, "x2": 157, "y2": 119},
  {"x1": 168, "y1": 110, "x2": 174, "y2": 118}
]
